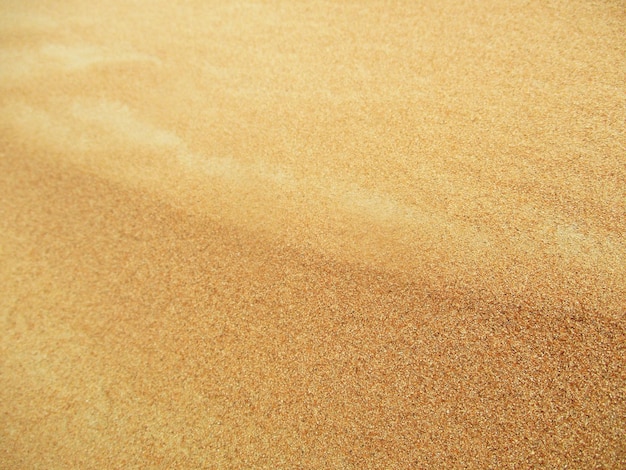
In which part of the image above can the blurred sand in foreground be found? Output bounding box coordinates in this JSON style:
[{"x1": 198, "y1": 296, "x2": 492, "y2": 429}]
[{"x1": 1, "y1": 1, "x2": 625, "y2": 467}]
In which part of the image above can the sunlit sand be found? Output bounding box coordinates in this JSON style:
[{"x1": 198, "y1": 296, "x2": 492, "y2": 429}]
[{"x1": 1, "y1": 1, "x2": 625, "y2": 467}]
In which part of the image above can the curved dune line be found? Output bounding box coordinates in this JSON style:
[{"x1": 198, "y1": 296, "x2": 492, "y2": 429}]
[{"x1": 2, "y1": 97, "x2": 624, "y2": 296}]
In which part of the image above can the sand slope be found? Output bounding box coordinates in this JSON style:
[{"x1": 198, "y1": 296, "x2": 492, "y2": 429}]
[{"x1": 1, "y1": 1, "x2": 625, "y2": 468}]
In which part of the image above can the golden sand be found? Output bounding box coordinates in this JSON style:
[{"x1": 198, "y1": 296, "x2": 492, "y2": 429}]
[{"x1": 1, "y1": 1, "x2": 625, "y2": 467}]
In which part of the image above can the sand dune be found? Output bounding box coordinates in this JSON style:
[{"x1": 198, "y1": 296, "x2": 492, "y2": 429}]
[{"x1": 1, "y1": 1, "x2": 625, "y2": 468}]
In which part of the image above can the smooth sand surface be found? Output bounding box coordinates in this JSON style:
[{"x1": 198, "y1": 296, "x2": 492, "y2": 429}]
[{"x1": 1, "y1": 1, "x2": 625, "y2": 468}]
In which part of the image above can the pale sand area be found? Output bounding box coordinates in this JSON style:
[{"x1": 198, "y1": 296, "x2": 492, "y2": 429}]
[{"x1": 1, "y1": 0, "x2": 625, "y2": 467}]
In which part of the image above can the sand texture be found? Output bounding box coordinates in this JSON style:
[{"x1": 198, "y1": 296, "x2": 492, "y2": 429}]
[{"x1": 1, "y1": 0, "x2": 625, "y2": 468}]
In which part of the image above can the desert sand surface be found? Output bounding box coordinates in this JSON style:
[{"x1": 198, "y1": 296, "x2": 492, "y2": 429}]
[{"x1": 1, "y1": 0, "x2": 625, "y2": 468}]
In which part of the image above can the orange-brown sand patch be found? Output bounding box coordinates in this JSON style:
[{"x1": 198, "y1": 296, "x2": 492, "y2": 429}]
[{"x1": 1, "y1": 1, "x2": 625, "y2": 468}]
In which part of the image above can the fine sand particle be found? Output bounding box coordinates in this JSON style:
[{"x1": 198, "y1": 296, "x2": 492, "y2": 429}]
[{"x1": 1, "y1": 1, "x2": 625, "y2": 468}]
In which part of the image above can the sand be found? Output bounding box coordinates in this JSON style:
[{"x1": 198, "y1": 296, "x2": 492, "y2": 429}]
[{"x1": 1, "y1": 0, "x2": 625, "y2": 468}]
